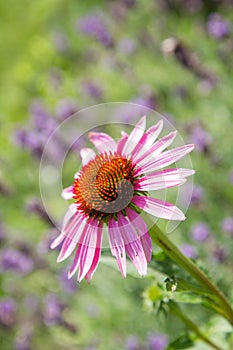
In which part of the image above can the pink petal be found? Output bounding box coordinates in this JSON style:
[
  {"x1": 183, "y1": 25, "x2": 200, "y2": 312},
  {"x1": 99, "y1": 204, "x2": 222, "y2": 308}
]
[
  {"x1": 50, "y1": 204, "x2": 78, "y2": 249},
  {"x1": 132, "y1": 120, "x2": 163, "y2": 159},
  {"x1": 122, "y1": 116, "x2": 146, "y2": 156},
  {"x1": 80, "y1": 148, "x2": 96, "y2": 166},
  {"x1": 78, "y1": 219, "x2": 100, "y2": 282},
  {"x1": 108, "y1": 218, "x2": 127, "y2": 277},
  {"x1": 135, "y1": 144, "x2": 194, "y2": 175},
  {"x1": 116, "y1": 131, "x2": 128, "y2": 154},
  {"x1": 57, "y1": 237, "x2": 77, "y2": 262},
  {"x1": 132, "y1": 195, "x2": 186, "y2": 221},
  {"x1": 57, "y1": 214, "x2": 87, "y2": 262},
  {"x1": 135, "y1": 178, "x2": 186, "y2": 191},
  {"x1": 85, "y1": 222, "x2": 103, "y2": 283},
  {"x1": 88, "y1": 132, "x2": 117, "y2": 153},
  {"x1": 140, "y1": 232, "x2": 152, "y2": 263},
  {"x1": 135, "y1": 168, "x2": 194, "y2": 191},
  {"x1": 125, "y1": 208, "x2": 152, "y2": 263},
  {"x1": 61, "y1": 186, "x2": 74, "y2": 200},
  {"x1": 118, "y1": 212, "x2": 147, "y2": 276},
  {"x1": 136, "y1": 131, "x2": 177, "y2": 166},
  {"x1": 143, "y1": 120, "x2": 164, "y2": 148}
]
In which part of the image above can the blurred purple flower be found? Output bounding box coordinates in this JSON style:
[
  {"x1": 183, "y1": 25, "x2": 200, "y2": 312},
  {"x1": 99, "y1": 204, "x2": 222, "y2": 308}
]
[
  {"x1": 29, "y1": 100, "x2": 54, "y2": 132},
  {"x1": 55, "y1": 98, "x2": 78, "y2": 121},
  {"x1": 221, "y1": 217, "x2": 233, "y2": 236},
  {"x1": 0, "y1": 297, "x2": 17, "y2": 327},
  {"x1": 118, "y1": 38, "x2": 136, "y2": 55},
  {"x1": 147, "y1": 332, "x2": 169, "y2": 350},
  {"x1": 190, "y1": 184, "x2": 204, "y2": 205},
  {"x1": 189, "y1": 124, "x2": 211, "y2": 153},
  {"x1": 207, "y1": 14, "x2": 230, "y2": 39},
  {"x1": 180, "y1": 244, "x2": 198, "y2": 259},
  {"x1": 43, "y1": 294, "x2": 64, "y2": 326},
  {"x1": 125, "y1": 334, "x2": 141, "y2": 350},
  {"x1": 77, "y1": 15, "x2": 112, "y2": 47},
  {"x1": 121, "y1": 0, "x2": 136, "y2": 8},
  {"x1": 0, "y1": 248, "x2": 34, "y2": 275},
  {"x1": 213, "y1": 246, "x2": 228, "y2": 263},
  {"x1": 82, "y1": 81, "x2": 103, "y2": 99},
  {"x1": 190, "y1": 222, "x2": 210, "y2": 241},
  {"x1": 59, "y1": 270, "x2": 78, "y2": 294}
]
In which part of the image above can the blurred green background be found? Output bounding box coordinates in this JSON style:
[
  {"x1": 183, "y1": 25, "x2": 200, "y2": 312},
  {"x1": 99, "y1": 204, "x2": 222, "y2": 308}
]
[{"x1": 0, "y1": 1, "x2": 233, "y2": 349}]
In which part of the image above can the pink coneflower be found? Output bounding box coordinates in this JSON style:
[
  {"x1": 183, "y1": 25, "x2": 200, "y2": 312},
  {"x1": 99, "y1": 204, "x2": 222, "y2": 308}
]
[{"x1": 51, "y1": 116, "x2": 194, "y2": 282}]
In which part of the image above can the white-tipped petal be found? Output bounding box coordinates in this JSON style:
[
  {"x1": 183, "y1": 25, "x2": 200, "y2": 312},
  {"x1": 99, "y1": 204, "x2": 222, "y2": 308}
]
[{"x1": 80, "y1": 148, "x2": 96, "y2": 166}]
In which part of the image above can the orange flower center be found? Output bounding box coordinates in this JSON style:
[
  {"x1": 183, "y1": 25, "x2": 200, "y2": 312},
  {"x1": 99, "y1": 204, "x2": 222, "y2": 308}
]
[{"x1": 73, "y1": 153, "x2": 135, "y2": 218}]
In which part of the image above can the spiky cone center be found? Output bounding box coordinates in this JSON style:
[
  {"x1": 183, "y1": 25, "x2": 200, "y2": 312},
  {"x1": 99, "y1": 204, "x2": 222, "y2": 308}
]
[{"x1": 73, "y1": 153, "x2": 136, "y2": 219}]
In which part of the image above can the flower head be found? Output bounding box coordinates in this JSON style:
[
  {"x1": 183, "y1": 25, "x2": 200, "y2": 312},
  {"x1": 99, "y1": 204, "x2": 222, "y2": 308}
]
[{"x1": 51, "y1": 116, "x2": 194, "y2": 282}]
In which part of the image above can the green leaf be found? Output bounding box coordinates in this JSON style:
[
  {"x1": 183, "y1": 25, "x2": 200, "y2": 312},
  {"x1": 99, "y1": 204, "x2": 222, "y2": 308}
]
[{"x1": 168, "y1": 333, "x2": 194, "y2": 349}]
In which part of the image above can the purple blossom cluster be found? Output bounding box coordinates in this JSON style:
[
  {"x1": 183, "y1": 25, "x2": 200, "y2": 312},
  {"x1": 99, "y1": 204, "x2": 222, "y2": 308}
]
[
  {"x1": 77, "y1": 14, "x2": 113, "y2": 47},
  {"x1": 0, "y1": 248, "x2": 34, "y2": 275},
  {"x1": 207, "y1": 14, "x2": 230, "y2": 39},
  {"x1": 0, "y1": 298, "x2": 17, "y2": 327},
  {"x1": 125, "y1": 333, "x2": 168, "y2": 350},
  {"x1": 14, "y1": 99, "x2": 78, "y2": 161}
]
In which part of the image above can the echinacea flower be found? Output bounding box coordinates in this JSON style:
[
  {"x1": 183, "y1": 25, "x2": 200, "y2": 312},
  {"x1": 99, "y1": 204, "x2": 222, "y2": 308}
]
[{"x1": 51, "y1": 116, "x2": 194, "y2": 282}]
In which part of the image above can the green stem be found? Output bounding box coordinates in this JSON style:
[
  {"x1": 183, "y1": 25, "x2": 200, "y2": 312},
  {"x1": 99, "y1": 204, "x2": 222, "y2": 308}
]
[
  {"x1": 148, "y1": 222, "x2": 233, "y2": 325},
  {"x1": 168, "y1": 300, "x2": 223, "y2": 350}
]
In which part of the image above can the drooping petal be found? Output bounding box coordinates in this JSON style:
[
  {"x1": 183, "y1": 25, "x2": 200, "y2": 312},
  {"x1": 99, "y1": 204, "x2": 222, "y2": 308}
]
[
  {"x1": 57, "y1": 237, "x2": 77, "y2": 262},
  {"x1": 67, "y1": 218, "x2": 98, "y2": 281},
  {"x1": 136, "y1": 131, "x2": 177, "y2": 166},
  {"x1": 135, "y1": 144, "x2": 194, "y2": 175},
  {"x1": 132, "y1": 195, "x2": 186, "y2": 221},
  {"x1": 88, "y1": 132, "x2": 117, "y2": 153},
  {"x1": 116, "y1": 131, "x2": 128, "y2": 154},
  {"x1": 50, "y1": 204, "x2": 78, "y2": 249},
  {"x1": 80, "y1": 148, "x2": 96, "y2": 166},
  {"x1": 132, "y1": 120, "x2": 163, "y2": 159},
  {"x1": 118, "y1": 212, "x2": 147, "y2": 276},
  {"x1": 57, "y1": 213, "x2": 87, "y2": 262},
  {"x1": 61, "y1": 186, "x2": 74, "y2": 200},
  {"x1": 125, "y1": 207, "x2": 152, "y2": 263},
  {"x1": 77, "y1": 219, "x2": 100, "y2": 282},
  {"x1": 122, "y1": 116, "x2": 146, "y2": 156},
  {"x1": 85, "y1": 221, "x2": 103, "y2": 283},
  {"x1": 108, "y1": 218, "x2": 127, "y2": 277}
]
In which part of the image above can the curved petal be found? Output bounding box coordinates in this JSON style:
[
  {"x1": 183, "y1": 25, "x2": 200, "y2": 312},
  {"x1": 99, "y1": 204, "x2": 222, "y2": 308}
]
[
  {"x1": 108, "y1": 217, "x2": 127, "y2": 277},
  {"x1": 135, "y1": 168, "x2": 194, "y2": 191},
  {"x1": 125, "y1": 207, "x2": 152, "y2": 264},
  {"x1": 85, "y1": 221, "x2": 103, "y2": 283},
  {"x1": 80, "y1": 148, "x2": 96, "y2": 166},
  {"x1": 118, "y1": 212, "x2": 147, "y2": 276},
  {"x1": 61, "y1": 186, "x2": 74, "y2": 200},
  {"x1": 132, "y1": 195, "x2": 186, "y2": 221},
  {"x1": 122, "y1": 116, "x2": 146, "y2": 156},
  {"x1": 88, "y1": 132, "x2": 117, "y2": 153},
  {"x1": 57, "y1": 213, "x2": 87, "y2": 262},
  {"x1": 116, "y1": 131, "x2": 128, "y2": 154},
  {"x1": 135, "y1": 144, "x2": 194, "y2": 175},
  {"x1": 77, "y1": 219, "x2": 99, "y2": 282},
  {"x1": 137, "y1": 131, "x2": 177, "y2": 166},
  {"x1": 50, "y1": 204, "x2": 78, "y2": 249},
  {"x1": 132, "y1": 120, "x2": 163, "y2": 159}
]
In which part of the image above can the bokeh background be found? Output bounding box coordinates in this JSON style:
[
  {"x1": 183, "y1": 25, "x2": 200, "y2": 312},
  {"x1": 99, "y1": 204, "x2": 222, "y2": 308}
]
[{"x1": 0, "y1": 1, "x2": 233, "y2": 349}]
